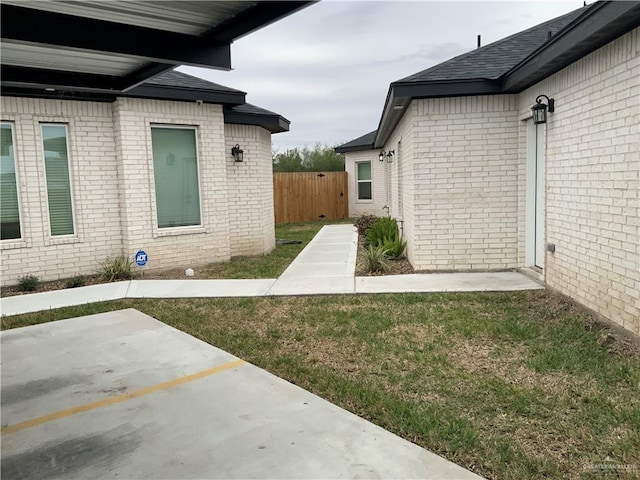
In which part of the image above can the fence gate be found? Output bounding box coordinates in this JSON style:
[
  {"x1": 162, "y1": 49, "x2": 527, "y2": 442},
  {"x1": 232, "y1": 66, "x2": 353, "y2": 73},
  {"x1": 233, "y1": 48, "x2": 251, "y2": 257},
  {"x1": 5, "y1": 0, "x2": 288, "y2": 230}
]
[{"x1": 273, "y1": 172, "x2": 348, "y2": 224}]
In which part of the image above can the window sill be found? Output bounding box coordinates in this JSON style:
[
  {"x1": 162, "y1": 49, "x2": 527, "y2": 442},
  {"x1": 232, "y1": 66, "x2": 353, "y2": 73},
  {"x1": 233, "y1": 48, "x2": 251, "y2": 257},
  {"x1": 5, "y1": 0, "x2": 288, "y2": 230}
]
[
  {"x1": 47, "y1": 235, "x2": 80, "y2": 246},
  {"x1": 356, "y1": 199, "x2": 374, "y2": 203},
  {"x1": 154, "y1": 226, "x2": 206, "y2": 238},
  {"x1": 0, "y1": 239, "x2": 27, "y2": 250}
]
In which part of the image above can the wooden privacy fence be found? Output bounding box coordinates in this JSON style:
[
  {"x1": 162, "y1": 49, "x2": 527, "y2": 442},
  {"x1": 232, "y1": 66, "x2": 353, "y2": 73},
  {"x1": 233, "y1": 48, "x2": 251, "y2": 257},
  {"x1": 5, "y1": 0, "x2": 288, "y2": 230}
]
[{"x1": 273, "y1": 172, "x2": 348, "y2": 224}]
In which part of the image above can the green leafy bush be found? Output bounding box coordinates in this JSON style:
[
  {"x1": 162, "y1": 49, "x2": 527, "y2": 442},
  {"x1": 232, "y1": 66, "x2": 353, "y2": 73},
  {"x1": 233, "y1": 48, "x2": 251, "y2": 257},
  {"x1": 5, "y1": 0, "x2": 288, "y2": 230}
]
[
  {"x1": 381, "y1": 235, "x2": 407, "y2": 259},
  {"x1": 366, "y1": 217, "x2": 399, "y2": 247},
  {"x1": 364, "y1": 217, "x2": 407, "y2": 261},
  {"x1": 65, "y1": 275, "x2": 86, "y2": 288},
  {"x1": 363, "y1": 245, "x2": 389, "y2": 273},
  {"x1": 98, "y1": 254, "x2": 133, "y2": 282},
  {"x1": 17, "y1": 274, "x2": 39, "y2": 292},
  {"x1": 355, "y1": 215, "x2": 379, "y2": 236}
]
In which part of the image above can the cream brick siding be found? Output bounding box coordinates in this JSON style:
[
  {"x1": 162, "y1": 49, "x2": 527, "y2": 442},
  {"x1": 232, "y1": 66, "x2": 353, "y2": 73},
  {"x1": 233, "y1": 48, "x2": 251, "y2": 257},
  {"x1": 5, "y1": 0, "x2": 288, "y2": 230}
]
[
  {"x1": 224, "y1": 124, "x2": 275, "y2": 257},
  {"x1": 383, "y1": 102, "x2": 416, "y2": 265},
  {"x1": 1, "y1": 97, "x2": 123, "y2": 285},
  {"x1": 344, "y1": 150, "x2": 387, "y2": 217},
  {"x1": 519, "y1": 28, "x2": 639, "y2": 334},
  {"x1": 113, "y1": 97, "x2": 231, "y2": 272},
  {"x1": 409, "y1": 95, "x2": 520, "y2": 271},
  {"x1": 1, "y1": 96, "x2": 279, "y2": 285}
]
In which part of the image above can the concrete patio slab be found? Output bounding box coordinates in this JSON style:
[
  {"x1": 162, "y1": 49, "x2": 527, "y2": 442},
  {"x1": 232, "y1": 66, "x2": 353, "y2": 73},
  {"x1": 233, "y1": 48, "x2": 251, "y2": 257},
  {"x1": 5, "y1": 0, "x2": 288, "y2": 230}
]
[
  {"x1": 126, "y1": 279, "x2": 276, "y2": 298},
  {"x1": 0, "y1": 281, "x2": 130, "y2": 317},
  {"x1": 356, "y1": 271, "x2": 544, "y2": 294},
  {"x1": 1, "y1": 309, "x2": 482, "y2": 480}
]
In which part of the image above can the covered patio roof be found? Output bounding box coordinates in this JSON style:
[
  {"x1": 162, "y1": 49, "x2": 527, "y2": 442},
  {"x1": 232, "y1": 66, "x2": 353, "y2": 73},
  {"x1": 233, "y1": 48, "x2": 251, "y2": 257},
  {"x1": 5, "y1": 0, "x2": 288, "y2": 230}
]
[{"x1": 1, "y1": 1, "x2": 313, "y2": 95}]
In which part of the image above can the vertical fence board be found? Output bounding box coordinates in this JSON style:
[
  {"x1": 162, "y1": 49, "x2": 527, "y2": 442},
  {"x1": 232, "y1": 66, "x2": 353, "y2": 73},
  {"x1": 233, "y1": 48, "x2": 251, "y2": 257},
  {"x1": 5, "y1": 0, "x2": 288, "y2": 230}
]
[{"x1": 273, "y1": 172, "x2": 348, "y2": 224}]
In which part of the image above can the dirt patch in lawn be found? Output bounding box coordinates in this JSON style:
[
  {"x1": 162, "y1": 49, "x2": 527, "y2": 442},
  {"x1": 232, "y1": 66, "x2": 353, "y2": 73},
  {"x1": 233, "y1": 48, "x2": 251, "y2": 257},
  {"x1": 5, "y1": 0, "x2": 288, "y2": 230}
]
[{"x1": 445, "y1": 333, "x2": 601, "y2": 396}]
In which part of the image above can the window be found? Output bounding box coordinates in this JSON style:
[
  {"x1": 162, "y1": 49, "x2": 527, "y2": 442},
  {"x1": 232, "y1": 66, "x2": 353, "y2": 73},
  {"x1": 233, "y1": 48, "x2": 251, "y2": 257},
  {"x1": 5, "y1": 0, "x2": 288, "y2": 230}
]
[
  {"x1": 356, "y1": 161, "x2": 372, "y2": 200},
  {"x1": 1, "y1": 123, "x2": 21, "y2": 240},
  {"x1": 151, "y1": 127, "x2": 201, "y2": 228},
  {"x1": 42, "y1": 124, "x2": 75, "y2": 236}
]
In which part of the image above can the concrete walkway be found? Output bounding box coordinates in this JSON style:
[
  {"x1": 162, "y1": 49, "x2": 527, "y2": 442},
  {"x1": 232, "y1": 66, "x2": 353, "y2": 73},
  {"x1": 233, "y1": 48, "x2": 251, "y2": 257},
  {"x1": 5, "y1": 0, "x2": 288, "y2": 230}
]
[
  {"x1": 267, "y1": 224, "x2": 358, "y2": 295},
  {"x1": 0, "y1": 224, "x2": 543, "y2": 316}
]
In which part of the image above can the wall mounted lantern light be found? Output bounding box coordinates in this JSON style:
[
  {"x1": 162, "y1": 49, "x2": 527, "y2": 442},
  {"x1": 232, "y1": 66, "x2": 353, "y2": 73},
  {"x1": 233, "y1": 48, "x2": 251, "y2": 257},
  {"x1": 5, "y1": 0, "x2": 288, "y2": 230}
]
[
  {"x1": 379, "y1": 150, "x2": 395, "y2": 163},
  {"x1": 531, "y1": 94, "x2": 555, "y2": 125},
  {"x1": 231, "y1": 144, "x2": 244, "y2": 162},
  {"x1": 386, "y1": 150, "x2": 395, "y2": 163}
]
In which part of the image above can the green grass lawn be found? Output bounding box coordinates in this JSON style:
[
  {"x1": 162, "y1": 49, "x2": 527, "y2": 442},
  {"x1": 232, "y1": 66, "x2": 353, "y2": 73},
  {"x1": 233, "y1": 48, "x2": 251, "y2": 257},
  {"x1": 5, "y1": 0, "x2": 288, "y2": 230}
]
[
  {"x1": 4, "y1": 291, "x2": 639, "y2": 479},
  {"x1": 200, "y1": 219, "x2": 354, "y2": 279}
]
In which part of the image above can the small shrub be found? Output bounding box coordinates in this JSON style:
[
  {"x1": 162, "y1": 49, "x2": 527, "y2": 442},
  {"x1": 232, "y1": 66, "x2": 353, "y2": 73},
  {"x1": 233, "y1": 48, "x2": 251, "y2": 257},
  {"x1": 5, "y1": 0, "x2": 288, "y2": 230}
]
[
  {"x1": 363, "y1": 245, "x2": 389, "y2": 273},
  {"x1": 65, "y1": 275, "x2": 86, "y2": 288},
  {"x1": 98, "y1": 254, "x2": 133, "y2": 282},
  {"x1": 355, "y1": 215, "x2": 379, "y2": 236},
  {"x1": 381, "y1": 235, "x2": 407, "y2": 259},
  {"x1": 17, "y1": 274, "x2": 39, "y2": 292},
  {"x1": 366, "y1": 217, "x2": 399, "y2": 247}
]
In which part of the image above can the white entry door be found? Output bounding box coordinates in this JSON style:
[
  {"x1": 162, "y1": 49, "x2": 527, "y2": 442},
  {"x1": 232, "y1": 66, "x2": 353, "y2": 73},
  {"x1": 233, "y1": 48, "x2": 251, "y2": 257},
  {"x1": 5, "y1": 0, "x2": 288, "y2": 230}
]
[{"x1": 526, "y1": 120, "x2": 545, "y2": 269}]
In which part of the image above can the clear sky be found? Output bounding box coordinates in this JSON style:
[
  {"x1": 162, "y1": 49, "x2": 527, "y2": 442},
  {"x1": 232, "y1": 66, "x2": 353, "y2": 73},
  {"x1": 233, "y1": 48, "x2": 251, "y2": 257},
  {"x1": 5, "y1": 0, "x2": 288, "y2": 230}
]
[{"x1": 179, "y1": 1, "x2": 582, "y2": 152}]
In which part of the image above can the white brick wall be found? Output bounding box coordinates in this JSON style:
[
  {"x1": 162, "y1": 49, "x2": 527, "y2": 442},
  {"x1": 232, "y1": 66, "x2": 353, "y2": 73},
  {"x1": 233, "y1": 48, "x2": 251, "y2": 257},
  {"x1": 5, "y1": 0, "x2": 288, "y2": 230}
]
[
  {"x1": 408, "y1": 95, "x2": 520, "y2": 271},
  {"x1": 1, "y1": 97, "x2": 123, "y2": 285},
  {"x1": 383, "y1": 102, "x2": 416, "y2": 264},
  {"x1": 1, "y1": 96, "x2": 278, "y2": 285},
  {"x1": 113, "y1": 97, "x2": 231, "y2": 272},
  {"x1": 519, "y1": 28, "x2": 639, "y2": 335},
  {"x1": 225, "y1": 124, "x2": 275, "y2": 257},
  {"x1": 344, "y1": 150, "x2": 388, "y2": 217}
]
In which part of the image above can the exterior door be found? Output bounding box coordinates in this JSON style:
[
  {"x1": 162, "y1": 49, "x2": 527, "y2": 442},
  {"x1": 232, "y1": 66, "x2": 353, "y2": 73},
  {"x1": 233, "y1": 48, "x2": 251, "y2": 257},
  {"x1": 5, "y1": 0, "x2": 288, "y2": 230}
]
[{"x1": 526, "y1": 119, "x2": 545, "y2": 269}]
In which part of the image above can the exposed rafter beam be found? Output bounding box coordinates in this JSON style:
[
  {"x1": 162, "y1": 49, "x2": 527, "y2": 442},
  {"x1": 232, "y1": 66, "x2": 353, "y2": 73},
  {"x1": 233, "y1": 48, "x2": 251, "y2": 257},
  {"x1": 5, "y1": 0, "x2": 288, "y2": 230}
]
[
  {"x1": 1, "y1": 65, "x2": 125, "y2": 92},
  {"x1": 205, "y1": 1, "x2": 316, "y2": 43},
  {"x1": 1, "y1": 4, "x2": 232, "y2": 70}
]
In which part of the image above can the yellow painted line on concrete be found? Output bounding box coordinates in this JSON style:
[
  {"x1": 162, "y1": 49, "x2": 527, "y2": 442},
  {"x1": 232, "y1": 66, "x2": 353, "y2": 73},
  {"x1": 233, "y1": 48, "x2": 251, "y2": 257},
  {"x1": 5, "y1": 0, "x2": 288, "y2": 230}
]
[{"x1": 1, "y1": 358, "x2": 246, "y2": 435}]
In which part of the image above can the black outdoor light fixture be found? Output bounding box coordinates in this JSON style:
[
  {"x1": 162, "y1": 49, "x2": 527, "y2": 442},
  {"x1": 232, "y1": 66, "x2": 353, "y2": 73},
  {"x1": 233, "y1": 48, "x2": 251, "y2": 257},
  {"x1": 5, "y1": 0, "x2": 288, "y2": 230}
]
[
  {"x1": 386, "y1": 150, "x2": 395, "y2": 163},
  {"x1": 231, "y1": 144, "x2": 244, "y2": 162},
  {"x1": 532, "y1": 94, "x2": 555, "y2": 125},
  {"x1": 379, "y1": 150, "x2": 395, "y2": 163}
]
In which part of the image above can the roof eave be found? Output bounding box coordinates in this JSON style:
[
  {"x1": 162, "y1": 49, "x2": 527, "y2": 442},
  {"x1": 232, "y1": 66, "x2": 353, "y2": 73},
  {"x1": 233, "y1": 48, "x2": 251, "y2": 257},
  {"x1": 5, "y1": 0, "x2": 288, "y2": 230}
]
[
  {"x1": 334, "y1": 144, "x2": 374, "y2": 154},
  {"x1": 374, "y1": 79, "x2": 502, "y2": 147},
  {"x1": 375, "y1": 1, "x2": 640, "y2": 148},
  {"x1": 503, "y1": 1, "x2": 640, "y2": 91},
  {"x1": 223, "y1": 111, "x2": 290, "y2": 134},
  {"x1": 125, "y1": 84, "x2": 246, "y2": 105}
]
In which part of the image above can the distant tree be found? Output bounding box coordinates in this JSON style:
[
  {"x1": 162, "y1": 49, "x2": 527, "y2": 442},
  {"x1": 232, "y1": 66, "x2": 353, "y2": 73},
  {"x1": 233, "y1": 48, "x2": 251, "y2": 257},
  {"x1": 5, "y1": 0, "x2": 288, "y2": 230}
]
[
  {"x1": 272, "y1": 148, "x2": 305, "y2": 172},
  {"x1": 273, "y1": 144, "x2": 344, "y2": 172}
]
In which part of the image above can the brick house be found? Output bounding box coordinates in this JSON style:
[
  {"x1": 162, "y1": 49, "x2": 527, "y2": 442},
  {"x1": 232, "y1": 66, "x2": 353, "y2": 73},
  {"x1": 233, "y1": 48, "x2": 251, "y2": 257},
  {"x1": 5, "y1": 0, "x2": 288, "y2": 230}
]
[
  {"x1": 336, "y1": 2, "x2": 640, "y2": 335},
  {"x1": 0, "y1": 1, "x2": 310, "y2": 285}
]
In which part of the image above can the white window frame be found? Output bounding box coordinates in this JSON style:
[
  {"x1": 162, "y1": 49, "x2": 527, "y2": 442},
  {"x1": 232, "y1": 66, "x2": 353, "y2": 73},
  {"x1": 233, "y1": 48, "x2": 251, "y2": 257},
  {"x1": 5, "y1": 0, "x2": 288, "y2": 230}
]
[
  {"x1": 40, "y1": 123, "x2": 76, "y2": 238},
  {"x1": 150, "y1": 125, "x2": 204, "y2": 232},
  {"x1": 356, "y1": 161, "x2": 373, "y2": 202},
  {"x1": 1, "y1": 121, "x2": 24, "y2": 243}
]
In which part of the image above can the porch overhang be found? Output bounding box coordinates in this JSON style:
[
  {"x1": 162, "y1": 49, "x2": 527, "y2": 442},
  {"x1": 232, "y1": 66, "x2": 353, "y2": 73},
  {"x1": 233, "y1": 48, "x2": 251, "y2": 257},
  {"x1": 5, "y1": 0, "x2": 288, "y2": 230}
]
[{"x1": 0, "y1": 1, "x2": 314, "y2": 95}]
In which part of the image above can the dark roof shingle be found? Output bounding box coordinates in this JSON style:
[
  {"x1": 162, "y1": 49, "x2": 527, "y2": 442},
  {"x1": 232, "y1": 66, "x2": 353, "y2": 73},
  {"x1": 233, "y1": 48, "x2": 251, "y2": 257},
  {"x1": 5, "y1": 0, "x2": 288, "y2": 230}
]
[
  {"x1": 396, "y1": 6, "x2": 588, "y2": 84},
  {"x1": 145, "y1": 70, "x2": 245, "y2": 93},
  {"x1": 335, "y1": 130, "x2": 377, "y2": 153}
]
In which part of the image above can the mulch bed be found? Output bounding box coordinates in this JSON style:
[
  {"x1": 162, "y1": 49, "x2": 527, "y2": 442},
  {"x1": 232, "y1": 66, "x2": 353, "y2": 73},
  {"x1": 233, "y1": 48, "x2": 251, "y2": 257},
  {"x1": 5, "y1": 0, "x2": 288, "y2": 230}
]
[{"x1": 355, "y1": 235, "x2": 414, "y2": 276}]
